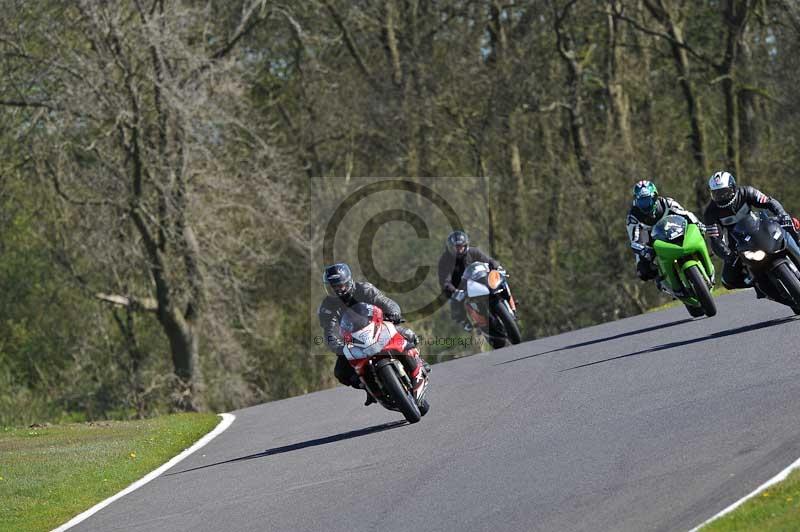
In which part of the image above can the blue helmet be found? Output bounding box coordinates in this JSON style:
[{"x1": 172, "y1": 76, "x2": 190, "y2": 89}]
[{"x1": 632, "y1": 180, "x2": 659, "y2": 215}]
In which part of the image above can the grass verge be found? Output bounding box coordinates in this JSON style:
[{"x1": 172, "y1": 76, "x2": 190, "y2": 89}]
[
  {"x1": 0, "y1": 412, "x2": 220, "y2": 532},
  {"x1": 701, "y1": 469, "x2": 800, "y2": 531}
]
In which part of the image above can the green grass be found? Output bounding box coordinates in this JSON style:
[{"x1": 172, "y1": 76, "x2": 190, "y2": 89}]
[
  {"x1": 701, "y1": 469, "x2": 800, "y2": 531},
  {"x1": 0, "y1": 413, "x2": 220, "y2": 532}
]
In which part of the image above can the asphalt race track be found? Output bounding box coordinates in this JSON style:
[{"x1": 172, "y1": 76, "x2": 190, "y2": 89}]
[{"x1": 70, "y1": 291, "x2": 800, "y2": 532}]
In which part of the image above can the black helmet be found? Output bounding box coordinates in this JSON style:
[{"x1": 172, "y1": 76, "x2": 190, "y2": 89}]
[
  {"x1": 446, "y1": 230, "x2": 469, "y2": 257},
  {"x1": 323, "y1": 263, "x2": 354, "y2": 299},
  {"x1": 708, "y1": 171, "x2": 737, "y2": 208}
]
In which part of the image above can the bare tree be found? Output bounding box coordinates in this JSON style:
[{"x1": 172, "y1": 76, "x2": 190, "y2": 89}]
[
  {"x1": 552, "y1": 0, "x2": 594, "y2": 187},
  {"x1": 1, "y1": 1, "x2": 307, "y2": 410},
  {"x1": 605, "y1": 0, "x2": 634, "y2": 153}
]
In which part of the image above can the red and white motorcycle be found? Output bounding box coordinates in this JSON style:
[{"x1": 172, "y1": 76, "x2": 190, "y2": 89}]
[{"x1": 340, "y1": 303, "x2": 430, "y2": 424}]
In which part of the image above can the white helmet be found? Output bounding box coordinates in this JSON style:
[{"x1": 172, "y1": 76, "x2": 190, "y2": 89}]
[{"x1": 708, "y1": 171, "x2": 737, "y2": 208}]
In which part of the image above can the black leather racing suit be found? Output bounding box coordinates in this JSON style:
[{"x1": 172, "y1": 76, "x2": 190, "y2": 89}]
[
  {"x1": 438, "y1": 246, "x2": 500, "y2": 322},
  {"x1": 703, "y1": 186, "x2": 794, "y2": 289},
  {"x1": 317, "y1": 281, "x2": 418, "y2": 387},
  {"x1": 626, "y1": 196, "x2": 701, "y2": 281}
]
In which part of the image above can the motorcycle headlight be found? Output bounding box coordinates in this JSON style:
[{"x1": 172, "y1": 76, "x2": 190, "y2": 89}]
[
  {"x1": 743, "y1": 250, "x2": 766, "y2": 261},
  {"x1": 488, "y1": 270, "x2": 502, "y2": 290}
]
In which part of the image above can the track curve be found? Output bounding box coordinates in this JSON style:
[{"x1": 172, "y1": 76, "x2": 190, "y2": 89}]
[{"x1": 70, "y1": 291, "x2": 800, "y2": 532}]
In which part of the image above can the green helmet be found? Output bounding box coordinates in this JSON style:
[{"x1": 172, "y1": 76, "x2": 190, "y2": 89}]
[{"x1": 632, "y1": 180, "x2": 659, "y2": 215}]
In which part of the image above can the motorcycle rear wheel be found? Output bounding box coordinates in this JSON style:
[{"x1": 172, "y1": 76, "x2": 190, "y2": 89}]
[
  {"x1": 378, "y1": 363, "x2": 421, "y2": 424},
  {"x1": 685, "y1": 265, "x2": 717, "y2": 317}
]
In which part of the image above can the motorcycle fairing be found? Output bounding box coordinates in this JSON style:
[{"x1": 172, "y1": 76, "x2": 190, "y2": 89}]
[
  {"x1": 719, "y1": 203, "x2": 751, "y2": 226},
  {"x1": 652, "y1": 216, "x2": 715, "y2": 305},
  {"x1": 466, "y1": 303, "x2": 489, "y2": 328},
  {"x1": 462, "y1": 262, "x2": 490, "y2": 280},
  {"x1": 343, "y1": 322, "x2": 406, "y2": 361},
  {"x1": 466, "y1": 279, "x2": 491, "y2": 297}
]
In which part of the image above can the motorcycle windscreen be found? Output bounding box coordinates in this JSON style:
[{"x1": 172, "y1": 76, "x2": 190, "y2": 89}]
[
  {"x1": 462, "y1": 261, "x2": 490, "y2": 280},
  {"x1": 466, "y1": 278, "x2": 490, "y2": 297},
  {"x1": 343, "y1": 323, "x2": 395, "y2": 360},
  {"x1": 339, "y1": 308, "x2": 371, "y2": 333},
  {"x1": 651, "y1": 215, "x2": 687, "y2": 244},
  {"x1": 731, "y1": 211, "x2": 781, "y2": 253}
]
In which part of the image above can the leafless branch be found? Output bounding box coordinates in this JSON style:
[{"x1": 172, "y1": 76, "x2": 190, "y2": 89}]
[{"x1": 97, "y1": 292, "x2": 159, "y2": 312}]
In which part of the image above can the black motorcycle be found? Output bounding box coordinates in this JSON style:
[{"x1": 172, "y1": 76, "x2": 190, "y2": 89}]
[{"x1": 730, "y1": 211, "x2": 800, "y2": 313}]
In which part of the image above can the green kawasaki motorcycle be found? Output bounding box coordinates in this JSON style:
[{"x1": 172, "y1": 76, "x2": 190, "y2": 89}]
[{"x1": 634, "y1": 215, "x2": 717, "y2": 318}]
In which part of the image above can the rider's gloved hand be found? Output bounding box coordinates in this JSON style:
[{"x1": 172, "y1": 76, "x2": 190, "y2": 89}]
[
  {"x1": 639, "y1": 246, "x2": 655, "y2": 262},
  {"x1": 385, "y1": 312, "x2": 403, "y2": 324},
  {"x1": 404, "y1": 330, "x2": 419, "y2": 347},
  {"x1": 779, "y1": 214, "x2": 794, "y2": 228},
  {"x1": 696, "y1": 222, "x2": 707, "y2": 233}
]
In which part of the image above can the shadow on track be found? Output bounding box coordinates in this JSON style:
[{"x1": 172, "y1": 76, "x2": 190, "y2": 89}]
[
  {"x1": 560, "y1": 316, "x2": 796, "y2": 372},
  {"x1": 168, "y1": 420, "x2": 407, "y2": 476},
  {"x1": 495, "y1": 318, "x2": 694, "y2": 366}
]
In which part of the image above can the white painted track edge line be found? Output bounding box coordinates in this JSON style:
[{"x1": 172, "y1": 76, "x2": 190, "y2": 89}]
[
  {"x1": 688, "y1": 454, "x2": 800, "y2": 531},
  {"x1": 51, "y1": 412, "x2": 236, "y2": 532}
]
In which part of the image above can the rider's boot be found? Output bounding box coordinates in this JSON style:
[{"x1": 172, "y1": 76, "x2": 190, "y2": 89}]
[
  {"x1": 655, "y1": 278, "x2": 684, "y2": 299},
  {"x1": 410, "y1": 366, "x2": 426, "y2": 395},
  {"x1": 364, "y1": 390, "x2": 376, "y2": 406}
]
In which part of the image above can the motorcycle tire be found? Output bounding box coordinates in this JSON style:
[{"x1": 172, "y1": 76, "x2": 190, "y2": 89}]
[
  {"x1": 378, "y1": 363, "x2": 421, "y2": 424},
  {"x1": 487, "y1": 336, "x2": 506, "y2": 350},
  {"x1": 684, "y1": 303, "x2": 705, "y2": 318},
  {"x1": 774, "y1": 262, "x2": 800, "y2": 310},
  {"x1": 419, "y1": 398, "x2": 430, "y2": 417},
  {"x1": 685, "y1": 265, "x2": 717, "y2": 317},
  {"x1": 491, "y1": 299, "x2": 522, "y2": 344}
]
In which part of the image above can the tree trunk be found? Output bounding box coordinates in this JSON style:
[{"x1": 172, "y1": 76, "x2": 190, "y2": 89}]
[
  {"x1": 606, "y1": 0, "x2": 633, "y2": 153},
  {"x1": 644, "y1": 0, "x2": 709, "y2": 210},
  {"x1": 160, "y1": 307, "x2": 201, "y2": 411},
  {"x1": 718, "y1": 0, "x2": 754, "y2": 177},
  {"x1": 542, "y1": 114, "x2": 562, "y2": 276},
  {"x1": 556, "y1": 35, "x2": 593, "y2": 186}
]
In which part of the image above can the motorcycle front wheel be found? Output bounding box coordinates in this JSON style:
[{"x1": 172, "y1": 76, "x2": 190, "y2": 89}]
[
  {"x1": 491, "y1": 299, "x2": 522, "y2": 344},
  {"x1": 378, "y1": 363, "x2": 421, "y2": 424},
  {"x1": 418, "y1": 398, "x2": 430, "y2": 417},
  {"x1": 685, "y1": 265, "x2": 717, "y2": 317},
  {"x1": 684, "y1": 303, "x2": 706, "y2": 318},
  {"x1": 774, "y1": 262, "x2": 800, "y2": 311}
]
